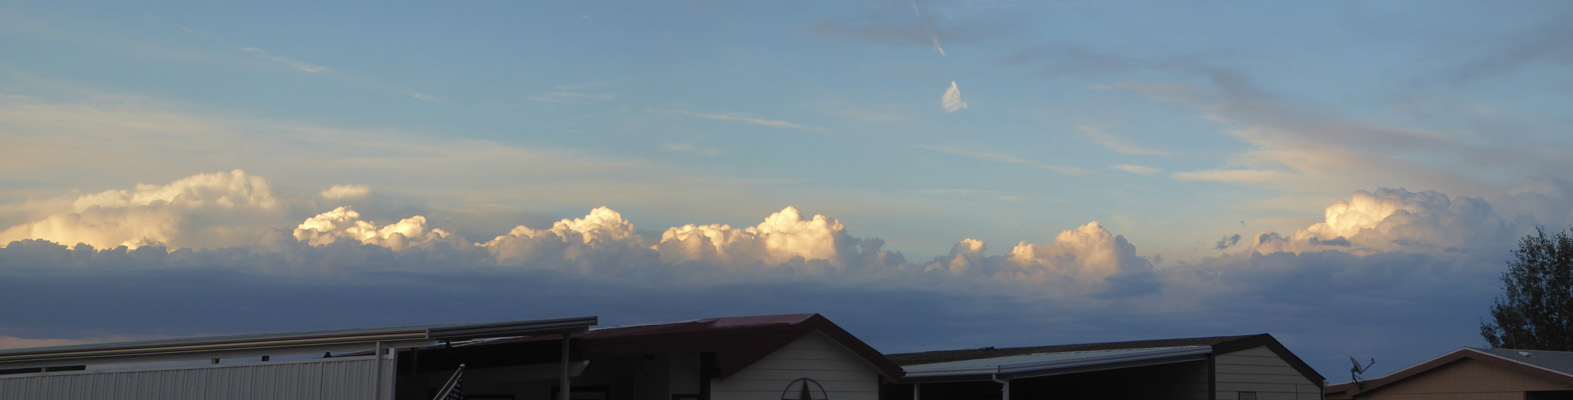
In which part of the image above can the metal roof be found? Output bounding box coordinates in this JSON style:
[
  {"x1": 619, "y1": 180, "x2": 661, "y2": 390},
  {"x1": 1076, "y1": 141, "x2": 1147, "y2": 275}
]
[
  {"x1": 0, "y1": 316, "x2": 596, "y2": 370},
  {"x1": 888, "y1": 335, "x2": 1252, "y2": 366},
  {"x1": 903, "y1": 346, "x2": 1212, "y2": 380}
]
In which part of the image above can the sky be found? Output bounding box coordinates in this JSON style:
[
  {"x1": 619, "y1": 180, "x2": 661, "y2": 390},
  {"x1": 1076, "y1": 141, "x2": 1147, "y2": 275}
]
[{"x1": 3, "y1": 0, "x2": 1573, "y2": 383}]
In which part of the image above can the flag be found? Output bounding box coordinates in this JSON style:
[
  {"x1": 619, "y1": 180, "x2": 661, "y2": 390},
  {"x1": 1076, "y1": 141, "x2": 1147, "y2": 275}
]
[{"x1": 432, "y1": 364, "x2": 465, "y2": 400}]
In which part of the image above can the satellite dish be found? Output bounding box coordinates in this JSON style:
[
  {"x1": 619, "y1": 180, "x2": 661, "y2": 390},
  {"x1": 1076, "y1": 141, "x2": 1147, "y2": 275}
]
[{"x1": 1349, "y1": 356, "x2": 1375, "y2": 389}]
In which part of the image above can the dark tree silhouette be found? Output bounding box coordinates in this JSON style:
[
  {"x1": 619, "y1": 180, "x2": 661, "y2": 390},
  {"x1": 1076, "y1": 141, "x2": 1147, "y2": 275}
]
[{"x1": 1482, "y1": 227, "x2": 1573, "y2": 350}]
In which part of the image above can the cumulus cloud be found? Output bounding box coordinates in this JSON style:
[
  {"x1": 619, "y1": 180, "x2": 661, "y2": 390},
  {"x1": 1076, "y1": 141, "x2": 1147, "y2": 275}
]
[
  {"x1": 293, "y1": 206, "x2": 460, "y2": 251},
  {"x1": 655, "y1": 206, "x2": 855, "y2": 269},
  {"x1": 943, "y1": 81, "x2": 968, "y2": 112},
  {"x1": 1248, "y1": 188, "x2": 1508, "y2": 255},
  {"x1": 480, "y1": 207, "x2": 653, "y2": 269},
  {"x1": 913, "y1": 222, "x2": 1159, "y2": 298},
  {"x1": 0, "y1": 170, "x2": 285, "y2": 249}
]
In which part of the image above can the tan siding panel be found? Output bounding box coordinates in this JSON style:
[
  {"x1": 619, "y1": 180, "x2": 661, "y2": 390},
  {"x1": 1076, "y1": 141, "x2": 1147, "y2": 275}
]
[
  {"x1": 1360, "y1": 358, "x2": 1573, "y2": 398},
  {"x1": 1217, "y1": 373, "x2": 1320, "y2": 385},
  {"x1": 1215, "y1": 363, "x2": 1303, "y2": 375},
  {"x1": 1215, "y1": 346, "x2": 1317, "y2": 400}
]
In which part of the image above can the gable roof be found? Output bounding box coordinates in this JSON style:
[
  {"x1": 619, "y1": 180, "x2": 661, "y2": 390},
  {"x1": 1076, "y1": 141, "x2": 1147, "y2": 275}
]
[
  {"x1": 581, "y1": 313, "x2": 904, "y2": 379},
  {"x1": 1326, "y1": 347, "x2": 1573, "y2": 398},
  {"x1": 454, "y1": 313, "x2": 903, "y2": 380},
  {"x1": 888, "y1": 333, "x2": 1322, "y2": 386}
]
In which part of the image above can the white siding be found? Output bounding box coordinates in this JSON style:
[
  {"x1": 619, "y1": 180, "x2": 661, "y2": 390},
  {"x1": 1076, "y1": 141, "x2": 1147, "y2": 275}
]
[
  {"x1": 1215, "y1": 346, "x2": 1320, "y2": 400},
  {"x1": 711, "y1": 331, "x2": 880, "y2": 400},
  {"x1": 0, "y1": 356, "x2": 390, "y2": 400}
]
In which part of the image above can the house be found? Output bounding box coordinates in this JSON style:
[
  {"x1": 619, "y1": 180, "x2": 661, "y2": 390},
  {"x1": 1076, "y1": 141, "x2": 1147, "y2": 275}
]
[
  {"x1": 404, "y1": 313, "x2": 903, "y2": 400},
  {"x1": 885, "y1": 334, "x2": 1324, "y2": 400},
  {"x1": 0, "y1": 313, "x2": 903, "y2": 400},
  {"x1": 1325, "y1": 347, "x2": 1573, "y2": 400}
]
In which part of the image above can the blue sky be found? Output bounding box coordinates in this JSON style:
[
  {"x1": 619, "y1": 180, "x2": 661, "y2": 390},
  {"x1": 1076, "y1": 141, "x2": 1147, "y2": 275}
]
[{"x1": 3, "y1": 0, "x2": 1573, "y2": 382}]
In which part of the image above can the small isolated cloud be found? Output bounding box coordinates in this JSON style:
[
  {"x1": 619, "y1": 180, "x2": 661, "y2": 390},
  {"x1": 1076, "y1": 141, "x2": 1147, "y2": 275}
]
[
  {"x1": 1214, "y1": 234, "x2": 1241, "y2": 250},
  {"x1": 1112, "y1": 164, "x2": 1162, "y2": 175},
  {"x1": 242, "y1": 48, "x2": 329, "y2": 73},
  {"x1": 320, "y1": 184, "x2": 372, "y2": 200},
  {"x1": 943, "y1": 81, "x2": 968, "y2": 112},
  {"x1": 918, "y1": 145, "x2": 1088, "y2": 175},
  {"x1": 1080, "y1": 126, "x2": 1170, "y2": 155},
  {"x1": 667, "y1": 109, "x2": 823, "y2": 132}
]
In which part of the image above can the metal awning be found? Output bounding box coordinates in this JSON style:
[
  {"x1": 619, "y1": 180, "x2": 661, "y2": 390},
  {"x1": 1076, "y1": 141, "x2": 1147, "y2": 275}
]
[
  {"x1": 0, "y1": 316, "x2": 597, "y2": 370},
  {"x1": 902, "y1": 345, "x2": 1212, "y2": 382}
]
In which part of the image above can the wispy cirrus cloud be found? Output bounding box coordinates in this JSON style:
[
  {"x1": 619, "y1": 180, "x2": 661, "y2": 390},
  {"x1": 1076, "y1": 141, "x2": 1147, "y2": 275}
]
[
  {"x1": 531, "y1": 91, "x2": 616, "y2": 104},
  {"x1": 666, "y1": 109, "x2": 824, "y2": 132},
  {"x1": 1080, "y1": 126, "x2": 1170, "y2": 155},
  {"x1": 912, "y1": 188, "x2": 1021, "y2": 202},
  {"x1": 242, "y1": 47, "x2": 328, "y2": 73},
  {"x1": 1172, "y1": 168, "x2": 1295, "y2": 183},
  {"x1": 662, "y1": 142, "x2": 721, "y2": 156},
  {"x1": 402, "y1": 91, "x2": 442, "y2": 102},
  {"x1": 917, "y1": 145, "x2": 1088, "y2": 175},
  {"x1": 1112, "y1": 164, "x2": 1162, "y2": 175}
]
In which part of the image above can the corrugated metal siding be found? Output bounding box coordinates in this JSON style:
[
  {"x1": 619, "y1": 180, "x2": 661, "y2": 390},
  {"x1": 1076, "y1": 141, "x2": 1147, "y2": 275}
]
[
  {"x1": 1215, "y1": 346, "x2": 1320, "y2": 400},
  {"x1": 0, "y1": 356, "x2": 389, "y2": 400},
  {"x1": 711, "y1": 331, "x2": 880, "y2": 400}
]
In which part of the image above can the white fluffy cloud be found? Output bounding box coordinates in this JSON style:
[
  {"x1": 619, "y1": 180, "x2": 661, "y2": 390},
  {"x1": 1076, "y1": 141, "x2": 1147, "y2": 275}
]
[
  {"x1": 0, "y1": 170, "x2": 285, "y2": 249},
  {"x1": 480, "y1": 207, "x2": 650, "y2": 267},
  {"x1": 943, "y1": 81, "x2": 968, "y2": 112},
  {"x1": 1251, "y1": 188, "x2": 1505, "y2": 255},
  {"x1": 293, "y1": 206, "x2": 459, "y2": 251},
  {"x1": 914, "y1": 222, "x2": 1158, "y2": 297},
  {"x1": 655, "y1": 206, "x2": 854, "y2": 268}
]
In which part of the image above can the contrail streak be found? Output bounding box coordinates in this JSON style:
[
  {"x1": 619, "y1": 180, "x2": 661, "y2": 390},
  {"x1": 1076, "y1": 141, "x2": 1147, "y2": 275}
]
[{"x1": 909, "y1": 0, "x2": 946, "y2": 57}]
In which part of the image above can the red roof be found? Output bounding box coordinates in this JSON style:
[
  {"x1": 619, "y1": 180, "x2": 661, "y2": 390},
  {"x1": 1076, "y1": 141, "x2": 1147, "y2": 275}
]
[{"x1": 453, "y1": 313, "x2": 903, "y2": 379}]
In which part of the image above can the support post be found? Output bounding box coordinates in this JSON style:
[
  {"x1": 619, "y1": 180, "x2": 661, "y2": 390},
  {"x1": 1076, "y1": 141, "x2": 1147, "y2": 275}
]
[
  {"x1": 913, "y1": 383, "x2": 920, "y2": 400},
  {"x1": 560, "y1": 333, "x2": 572, "y2": 400}
]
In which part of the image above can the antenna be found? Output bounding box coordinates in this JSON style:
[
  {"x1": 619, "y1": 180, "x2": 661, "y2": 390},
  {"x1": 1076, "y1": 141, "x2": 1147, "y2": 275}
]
[{"x1": 1349, "y1": 356, "x2": 1375, "y2": 389}]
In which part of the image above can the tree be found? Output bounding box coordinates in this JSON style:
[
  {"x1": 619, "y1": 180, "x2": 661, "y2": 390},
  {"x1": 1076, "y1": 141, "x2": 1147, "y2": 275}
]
[{"x1": 1481, "y1": 227, "x2": 1573, "y2": 350}]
